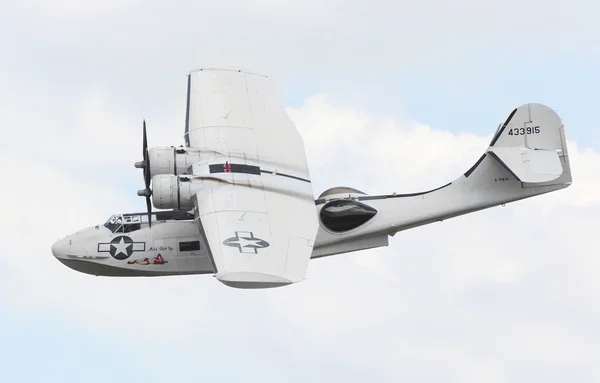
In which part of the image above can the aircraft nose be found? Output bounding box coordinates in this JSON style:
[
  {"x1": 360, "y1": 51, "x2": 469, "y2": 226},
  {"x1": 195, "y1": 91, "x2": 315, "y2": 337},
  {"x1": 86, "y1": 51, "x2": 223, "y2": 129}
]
[{"x1": 51, "y1": 238, "x2": 70, "y2": 259}]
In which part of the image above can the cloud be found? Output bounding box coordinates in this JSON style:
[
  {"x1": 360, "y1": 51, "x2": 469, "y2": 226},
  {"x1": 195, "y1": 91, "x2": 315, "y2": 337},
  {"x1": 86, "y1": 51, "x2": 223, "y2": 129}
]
[
  {"x1": 279, "y1": 97, "x2": 600, "y2": 382},
  {"x1": 1, "y1": 83, "x2": 600, "y2": 382},
  {"x1": 3, "y1": 0, "x2": 599, "y2": 161},
  {"x1": 0, "y1": 0, "x2": 598, "y2": 380}
]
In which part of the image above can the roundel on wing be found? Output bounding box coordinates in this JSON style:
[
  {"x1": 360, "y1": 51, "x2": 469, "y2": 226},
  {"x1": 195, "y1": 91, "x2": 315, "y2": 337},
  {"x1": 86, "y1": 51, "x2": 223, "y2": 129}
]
[{"x1": 223, "y1": 231, "x2": 270, "y2": 254}]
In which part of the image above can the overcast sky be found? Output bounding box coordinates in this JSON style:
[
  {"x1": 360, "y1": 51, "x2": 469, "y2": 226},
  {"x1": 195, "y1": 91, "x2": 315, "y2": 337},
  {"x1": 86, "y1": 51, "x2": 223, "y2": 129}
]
[{"x1": 1, "y1": 1, "x2": 600, "y2": 382}]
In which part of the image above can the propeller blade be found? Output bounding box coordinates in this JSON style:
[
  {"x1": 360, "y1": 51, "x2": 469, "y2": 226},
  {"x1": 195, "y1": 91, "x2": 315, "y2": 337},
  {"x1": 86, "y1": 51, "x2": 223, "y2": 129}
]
[
  {"x1": 143, "y1": 119, "x2": 147, "y2": 157},
  {"x1": 143, "y1": 120, "x2": 151, "y2": 189},
  {"x1": 146, "y1": 195, "x2": 152, "y2": 228},
  {"x1": 144, "y1": 165, "x2": 151, "y2": 189},
  {"x1": 138, "y1": 119, "x2": 153, "y2": 228}
]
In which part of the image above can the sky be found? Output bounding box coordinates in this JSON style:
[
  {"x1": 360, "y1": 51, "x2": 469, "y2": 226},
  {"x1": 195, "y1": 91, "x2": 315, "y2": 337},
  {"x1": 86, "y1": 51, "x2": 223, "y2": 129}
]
[{"x1": 1, "y1": 0, "x2": 600, "y2": 382}]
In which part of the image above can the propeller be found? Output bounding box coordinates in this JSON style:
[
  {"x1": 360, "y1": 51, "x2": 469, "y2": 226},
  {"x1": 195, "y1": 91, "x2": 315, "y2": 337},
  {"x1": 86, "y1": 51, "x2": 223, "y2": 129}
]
[{"x1": 135, "y1": 120, "x2": 153, "y2": 227}]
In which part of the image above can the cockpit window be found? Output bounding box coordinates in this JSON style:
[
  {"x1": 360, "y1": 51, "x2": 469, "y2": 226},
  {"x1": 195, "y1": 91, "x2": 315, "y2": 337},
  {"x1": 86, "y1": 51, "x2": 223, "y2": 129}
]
[
  {"x1": 104, "y1": 215, "x2": 123, "y2": 232},
  {"x1": 104, "y1": 214, "x2": 144, "y2": 233}
]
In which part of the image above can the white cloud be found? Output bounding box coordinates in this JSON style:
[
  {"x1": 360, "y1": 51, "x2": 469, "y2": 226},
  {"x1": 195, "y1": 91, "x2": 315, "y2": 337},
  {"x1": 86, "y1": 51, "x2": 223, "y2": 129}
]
[
  {"x1": 0, "y1": 0, "x2": 598, "y2": 379},
  {"x1": 1, "y1": 87, "x2": 600, "y2": 382},
  {"x1": 280, "y1": 96, "x2": 600, "y2": 382}
]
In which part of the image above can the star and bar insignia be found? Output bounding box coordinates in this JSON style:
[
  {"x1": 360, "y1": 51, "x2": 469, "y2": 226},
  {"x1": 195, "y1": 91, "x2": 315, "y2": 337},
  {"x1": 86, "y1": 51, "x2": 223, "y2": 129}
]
[
  {"x1": 98, "y1": 236, "x2": 146, "y2": 260},
  {"x1": 223, "y1": 231, "x2": 270, "y2": 254}
]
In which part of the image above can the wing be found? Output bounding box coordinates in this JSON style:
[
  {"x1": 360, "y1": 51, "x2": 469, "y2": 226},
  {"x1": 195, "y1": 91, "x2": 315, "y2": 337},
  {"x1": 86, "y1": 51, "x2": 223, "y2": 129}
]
[
  {"x1": 184, "y1": 67, "x2": 308, "y2": 174},
  {"x1": 185, "y1": 68, "x2": 318, "y2": 288}
]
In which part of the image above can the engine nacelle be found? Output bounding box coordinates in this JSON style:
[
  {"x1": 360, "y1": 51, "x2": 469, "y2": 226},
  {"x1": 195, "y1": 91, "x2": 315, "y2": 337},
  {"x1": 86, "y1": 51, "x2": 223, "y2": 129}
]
[
  {"x1": 152, "y1": 174, "x2": 203, "y2": 210},
  {"x1": 149, "y1": 146, "x2": 206, "y2": 177}
]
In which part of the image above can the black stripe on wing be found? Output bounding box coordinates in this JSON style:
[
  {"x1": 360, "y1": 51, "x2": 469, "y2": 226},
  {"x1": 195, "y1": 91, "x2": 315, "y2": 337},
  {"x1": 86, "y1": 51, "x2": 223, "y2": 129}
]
[{"x1": 208, "y1": 162, "x2": 310, "y2": 183}]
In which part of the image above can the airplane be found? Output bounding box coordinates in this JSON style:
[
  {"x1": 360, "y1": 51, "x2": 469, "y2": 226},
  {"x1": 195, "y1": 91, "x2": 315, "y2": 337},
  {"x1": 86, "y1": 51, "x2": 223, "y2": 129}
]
[{"x1": 51, "y1": 67, "x2": 573, "y2": 289}]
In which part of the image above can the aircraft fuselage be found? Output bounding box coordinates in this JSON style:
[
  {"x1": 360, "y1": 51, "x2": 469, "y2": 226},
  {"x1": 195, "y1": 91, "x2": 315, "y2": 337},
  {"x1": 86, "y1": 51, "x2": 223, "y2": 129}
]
[
  {"x1": 51, "y1": 190, "x2": 391, "y2": 277},
  {"x1": 52, "y1": 215, "x2": 216, "y2": 277}
]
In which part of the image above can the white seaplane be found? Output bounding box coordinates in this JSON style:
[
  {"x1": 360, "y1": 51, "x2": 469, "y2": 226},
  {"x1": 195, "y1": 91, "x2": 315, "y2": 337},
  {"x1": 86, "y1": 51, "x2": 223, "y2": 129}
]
[{"x1": 51, "y1": 67, "x2": 572, "y2": 288}]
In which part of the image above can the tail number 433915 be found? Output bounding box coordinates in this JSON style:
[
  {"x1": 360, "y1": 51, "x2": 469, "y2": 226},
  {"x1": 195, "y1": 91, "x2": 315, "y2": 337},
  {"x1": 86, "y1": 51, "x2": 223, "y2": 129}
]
[{"x1": 508, "y1": 126, "x2": 540, "y2": 136}]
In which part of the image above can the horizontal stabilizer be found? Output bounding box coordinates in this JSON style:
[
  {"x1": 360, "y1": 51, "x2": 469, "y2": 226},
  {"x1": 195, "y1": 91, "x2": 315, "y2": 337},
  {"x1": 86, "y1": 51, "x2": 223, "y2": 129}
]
[{"x1": 488, "y1": 146, "x2": 563, "y2": 183}]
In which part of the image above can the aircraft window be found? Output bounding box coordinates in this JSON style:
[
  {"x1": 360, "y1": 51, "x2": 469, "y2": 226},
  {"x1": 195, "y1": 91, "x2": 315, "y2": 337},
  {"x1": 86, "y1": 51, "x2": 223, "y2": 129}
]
[
  {"x1": 122, "y1": 223, "x2": 141, "y2": 233},
  {"x1": 123, "y1": 215, "x2": 141, "y2": 224},
  {"x1": 179, "y1": 241, "x2": 200, "y2": 252},
  {"x1": 103, "y1": 215, "x2": 123, "y2": 233},
  {"x1": 320, "y1": 200, "x2": 378, "y2": 232}
]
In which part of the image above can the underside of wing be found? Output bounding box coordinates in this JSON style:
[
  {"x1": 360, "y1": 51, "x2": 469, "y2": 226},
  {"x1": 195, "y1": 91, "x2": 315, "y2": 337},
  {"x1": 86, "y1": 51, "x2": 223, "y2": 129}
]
[
  {"x1": 193, "y1": 167, "x2": 318, "y2": 288},
  {"x1": 184, "y1": 67, "x2": 309, "y2": 176},
  {"x1": 183, "y1": 67, "x2": 318, "y2": 288}
]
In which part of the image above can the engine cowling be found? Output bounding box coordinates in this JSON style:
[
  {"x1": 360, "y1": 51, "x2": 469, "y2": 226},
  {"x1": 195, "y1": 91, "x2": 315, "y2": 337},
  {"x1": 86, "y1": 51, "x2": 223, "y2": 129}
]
[
  {"x1": 152, "y1": 174, "x2": 203, "y2": 210},
  {"x1": 148, "y1": 146, "x2": 205, "y2": 177}
]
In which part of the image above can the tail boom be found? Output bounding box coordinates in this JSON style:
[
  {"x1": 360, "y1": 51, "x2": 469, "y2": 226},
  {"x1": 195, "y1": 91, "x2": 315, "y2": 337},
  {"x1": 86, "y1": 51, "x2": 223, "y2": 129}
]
[{"x1": 312, "y1": 103, "x2": 572, "y2": 256}]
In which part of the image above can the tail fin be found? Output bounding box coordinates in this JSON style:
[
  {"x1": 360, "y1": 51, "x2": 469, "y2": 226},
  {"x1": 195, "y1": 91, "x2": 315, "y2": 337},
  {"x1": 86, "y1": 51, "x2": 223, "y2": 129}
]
[{"x1": 484, "y1": 103, "x2": 571, "y2": 188}]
